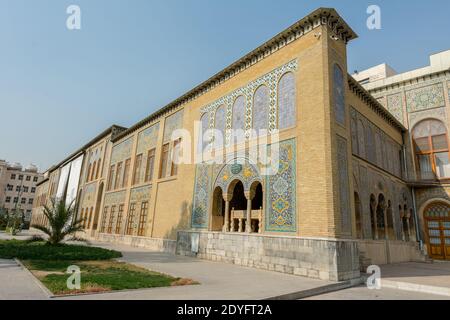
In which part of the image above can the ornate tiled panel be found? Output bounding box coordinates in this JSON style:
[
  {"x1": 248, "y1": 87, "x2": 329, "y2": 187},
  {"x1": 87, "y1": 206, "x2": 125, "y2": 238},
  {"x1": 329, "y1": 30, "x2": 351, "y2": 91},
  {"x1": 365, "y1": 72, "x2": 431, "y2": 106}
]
[
  {"x1": 333, "y1": 64, "x2": 346, "y2": 126},
  {"x1": 214, "y1": 159, "x2": 262, "y2": 193},
  {"x1": 265, "y1": 138, "x2": 297, "y2": 232},
  {"x1": 111, "y1": 138, "x2": 133, "y2": 165},
  {"x1": 191, "y1": 163, "x2": 212, "y2": 229},
  {"x1": 81, "y1": 183, "x2": 97, "y2": 207},
  {"x1": 163, "y1": 109, "x2": 184, "y2": 142},
  {"x1": 200, "y1": 60, "x2": 298, "y2": 141},
  {"x1": 130, "y1": 185, "x2": 152, "y2": 203},
  {"x1": 387, "y1": 93, "x2": 404, "y2": 123},
  {"x1": 104, "y1": 191, "x2": 126, "y2": 207},
  {"x1": 252, "y1": 85, "x2": 269, "y2": 132},
  {"x1": 406, "y1": 84, "x2": 445, "y2": 112},
  {"x1": 278, "y1": 72, "x2": 296, "y2": 129},
  {"x1": 137, "y1": 123, "x2": 159, "y2": 155}
]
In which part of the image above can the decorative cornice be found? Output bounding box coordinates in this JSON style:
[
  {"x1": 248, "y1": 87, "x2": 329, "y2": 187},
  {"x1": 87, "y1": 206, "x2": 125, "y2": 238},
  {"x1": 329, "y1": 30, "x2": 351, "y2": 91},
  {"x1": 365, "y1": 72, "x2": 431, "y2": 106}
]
[
  {"x1": 368, "y1": 69, "x2": 450, "y2": 95},
  {"x1": 48, "y1": 125, "x2": 127, "y2": 173},
  {"x1": 348, "y1": 76, "x2": 406, "y2": 132},
  {"x1": 112, "y1": 8, "x2": 358, "y2": 143}
]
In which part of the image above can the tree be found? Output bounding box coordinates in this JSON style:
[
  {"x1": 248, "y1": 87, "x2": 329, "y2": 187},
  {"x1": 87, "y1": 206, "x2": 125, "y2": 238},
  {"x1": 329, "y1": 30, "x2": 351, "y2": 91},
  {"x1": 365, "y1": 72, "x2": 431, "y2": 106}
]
[{"x1": 31, "y1": 199, "x2": 84, "y2": 245}]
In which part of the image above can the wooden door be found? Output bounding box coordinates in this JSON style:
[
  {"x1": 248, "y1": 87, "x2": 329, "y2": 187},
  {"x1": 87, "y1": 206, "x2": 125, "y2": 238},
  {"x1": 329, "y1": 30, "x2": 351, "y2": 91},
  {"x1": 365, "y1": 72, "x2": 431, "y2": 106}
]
[{"x1": 424, "y1": 203, "x2": 450, "y2": 260}]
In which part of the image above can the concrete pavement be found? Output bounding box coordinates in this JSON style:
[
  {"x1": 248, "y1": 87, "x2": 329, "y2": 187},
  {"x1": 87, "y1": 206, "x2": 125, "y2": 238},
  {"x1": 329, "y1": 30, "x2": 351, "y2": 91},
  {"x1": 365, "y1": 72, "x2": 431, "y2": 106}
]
[
  {"x1": 304, "y1": 285, "x2": 450, "y2": 300},
  {"x1": 59, "y1": 241, "x2": 335, "y2": 300},
  {"x1": 0, "y1": 259, "x2": 48, "y2": 300}
]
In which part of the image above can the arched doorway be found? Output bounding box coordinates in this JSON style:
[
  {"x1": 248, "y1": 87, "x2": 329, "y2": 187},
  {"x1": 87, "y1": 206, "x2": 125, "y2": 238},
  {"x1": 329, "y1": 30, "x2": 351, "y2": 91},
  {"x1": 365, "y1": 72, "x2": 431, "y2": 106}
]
[
  {"x1": 211, "y1": 186, "x2": 225, "y2": 231},
  {"x1": 354, "y1": 192, "x2": 363, "y2": 239},
  {"x1": 92, "y1": 182, "x2": 104, "y2": 231},
  {"x1": 250, "y1": 181, "x2": 263, "y2": 233},
  {"x1": 424, "y1": 202, "x2": 450, "y2": 260},
  {"x1": 229, "y1": 181, "x2": 247, "y2": 232}
]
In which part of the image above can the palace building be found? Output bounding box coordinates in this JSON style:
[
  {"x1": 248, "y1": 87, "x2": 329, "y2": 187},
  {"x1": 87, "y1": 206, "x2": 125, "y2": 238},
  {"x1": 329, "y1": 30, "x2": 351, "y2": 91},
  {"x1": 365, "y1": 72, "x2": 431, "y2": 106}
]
[{"x1": 32, "y1": 8, "x2": 450, "y2": 281}]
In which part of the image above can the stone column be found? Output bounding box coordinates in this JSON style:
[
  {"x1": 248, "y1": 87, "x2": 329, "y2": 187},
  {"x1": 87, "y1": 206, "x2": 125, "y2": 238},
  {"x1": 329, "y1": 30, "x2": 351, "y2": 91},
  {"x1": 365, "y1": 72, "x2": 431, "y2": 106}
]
[
  {"x1": 384, "y1": 209, "x2": 389, "y2": 240},
  {"x1": 245, "y1": 191, "x2": 255, "y2": 233},
  {"x1": 222, "y1": 193, "x2": 232, "y2": 232}
]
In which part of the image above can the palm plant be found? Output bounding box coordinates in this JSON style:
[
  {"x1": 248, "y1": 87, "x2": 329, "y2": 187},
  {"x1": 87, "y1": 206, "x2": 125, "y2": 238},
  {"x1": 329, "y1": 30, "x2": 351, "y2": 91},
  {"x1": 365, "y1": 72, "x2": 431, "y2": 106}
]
[{"x1": 31, "y1": 199, "x2": 84, "y2": 245}]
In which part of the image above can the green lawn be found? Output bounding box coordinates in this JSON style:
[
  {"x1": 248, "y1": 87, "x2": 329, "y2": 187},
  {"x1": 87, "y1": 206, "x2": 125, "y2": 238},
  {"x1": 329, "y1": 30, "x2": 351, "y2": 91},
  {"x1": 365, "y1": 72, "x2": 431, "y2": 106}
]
[{"x1": 0, "y1": 240, "x2": 196, "y2": 295}]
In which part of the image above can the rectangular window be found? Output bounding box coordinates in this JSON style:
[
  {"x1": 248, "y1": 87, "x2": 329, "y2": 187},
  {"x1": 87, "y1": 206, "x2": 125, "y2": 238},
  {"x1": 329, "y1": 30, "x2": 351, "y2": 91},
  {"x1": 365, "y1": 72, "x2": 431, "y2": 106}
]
[
  {"x1": 100, "y1": 207, "x2": 109, "y2": 233},
  {"x1": 16, "y1": 186, "x2": 21, "y2": 192},
  {"x1": 122, "y1": 158, "x2": 131, "y2": 188},
  {"x1": 28, "y1": 199, "x2": 33, "y2": 205},
  {"x1": 5, "y1": 197, "x2": 11, "y2": 203},
  {"x1": 415, "y1": 137, "x2": 430, "y2": 153},
  {"x1": 31, "y1": 187, "x2": 36, "y2": 193},
  {"x1": 145, "y1": 149, "x2": 156, "y2": 182},
  {"x1": 435, "y1": 152, "x2": 450, "y2": 178},
  {"x1": 132, "y1": 154, "x2": 143, "y2": 185},
  {"x1": 26, "y1": 176, "x2": 31, "y2": 181},
  {"x1": 13, "y1": 197, "x2": 18, "y2": 203},
  {"x1": 107, "y1": 205, "x2": 116, "y2": 234},
  {"x1": 21, "y1": 198, "x2": 26, "y2": 204},
  {"x1": 418, "y1": 154, "x2": 434, "y2": 180},
  {"x1": 18, "y1": 175, "x2": 23, "y2": 181},
  {"x1": 114, "y1": 162, "x2": 123, "y2": 190},
  {"x1": 11, "y1": 174, "x2": 16, "y2": 180},
  {"x1": 126, "y1": 203, "x2": 136, "y2": 235},
  {"x1": 138, "y1": 201, "x2": 149, "y2": 236},
  {"x1": 33, "y1": 177, "x2": 38, "y2": 182},
  {"x1": 159, "y1": 143, "x2": 170, "y2": 179},
  {"x1": 7, "y1": 185, "x2": 13, "y2": 191},
  {"x1": 115, "y1": 204, "x2": 124, "y2": 234},
  {"x1": 170, "y1": 139, "x2": 181, "y2": 176},
  {"x1": 23, "y1": 186, "x2": 29, "y2": 193},
  {"x1": 107, "y1": 165, "x2": 115, "y2": 191}
]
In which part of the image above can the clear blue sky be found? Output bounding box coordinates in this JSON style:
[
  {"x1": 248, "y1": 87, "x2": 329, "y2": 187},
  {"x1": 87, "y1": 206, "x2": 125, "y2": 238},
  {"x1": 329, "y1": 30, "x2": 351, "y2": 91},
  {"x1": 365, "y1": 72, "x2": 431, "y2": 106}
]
[{"x1": 1, "y1": 0, "x2": 449, "y2": 171}]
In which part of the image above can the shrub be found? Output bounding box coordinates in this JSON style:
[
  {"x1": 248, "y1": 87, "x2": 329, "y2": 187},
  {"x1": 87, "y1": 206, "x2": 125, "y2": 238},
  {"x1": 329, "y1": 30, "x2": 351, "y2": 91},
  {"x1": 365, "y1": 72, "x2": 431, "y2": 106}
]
[{"x1": 0, "y1": 240, "x2": 122, "y2": 261}]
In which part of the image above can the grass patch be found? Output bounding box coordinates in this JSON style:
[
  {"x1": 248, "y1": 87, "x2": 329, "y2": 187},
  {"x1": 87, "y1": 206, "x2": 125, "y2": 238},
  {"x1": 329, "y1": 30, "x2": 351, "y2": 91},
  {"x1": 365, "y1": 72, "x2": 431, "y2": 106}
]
[
  {"x1": 23, "y1": 260, "x2": 196, "y2": 295},
  {"x1": 0, "y1": 240, "x2": 121, "y2": 261},
  {"x1": 2, "y1": 240, "x2": 197, "y2": 295}
]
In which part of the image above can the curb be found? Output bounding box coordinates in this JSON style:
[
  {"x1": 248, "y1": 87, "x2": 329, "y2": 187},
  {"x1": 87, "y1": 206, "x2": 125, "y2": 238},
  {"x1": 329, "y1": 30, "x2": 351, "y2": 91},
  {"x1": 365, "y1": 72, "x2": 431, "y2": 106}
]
[
  {"x1": 263, "y1": 277, "x2": 364, "y2": 300},
  {"x1": 14, "y1": 259, "x2": 54, "y2": 299},
  {"x1": 381, "y1": 279, "x2": 450, "y2": 297}
]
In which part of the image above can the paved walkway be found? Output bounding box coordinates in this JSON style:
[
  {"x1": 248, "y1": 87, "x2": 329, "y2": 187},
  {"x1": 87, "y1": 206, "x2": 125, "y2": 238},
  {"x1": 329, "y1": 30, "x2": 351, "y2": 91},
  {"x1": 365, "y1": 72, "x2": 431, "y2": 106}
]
[
  {"x1": 0, "y1": 259, "x2": 48, "y2": 300},
  {"x1": 379, "y1": 261, "x2": 450, "y2": 296},
  {"x1": 381, "y1": 262, "x2": 450, "y2": 287},
  {"x1": 59, "y1": 241, "x2": 333, "y2": 300},
  {"x1": 305, "y1": 284, "x2": 450, "y2": 300}
]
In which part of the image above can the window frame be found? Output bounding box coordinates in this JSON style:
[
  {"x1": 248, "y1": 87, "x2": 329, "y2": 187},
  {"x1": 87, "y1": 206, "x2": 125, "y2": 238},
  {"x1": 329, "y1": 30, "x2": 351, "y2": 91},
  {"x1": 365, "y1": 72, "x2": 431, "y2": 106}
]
[{"x1": 413, "y1": 120, "x2": 450, "y2": 180}]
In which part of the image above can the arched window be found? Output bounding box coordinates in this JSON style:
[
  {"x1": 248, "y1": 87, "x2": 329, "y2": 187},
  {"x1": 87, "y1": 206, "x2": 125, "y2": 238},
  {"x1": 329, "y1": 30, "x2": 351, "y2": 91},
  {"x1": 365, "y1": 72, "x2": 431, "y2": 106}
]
[
  {"x1": 413, "y1": 119, "x2": 450, "y2": 180},
  {"x1": 198, "y1": 113, "x2": 209, "y2": 154},
  {"x1": 214, "y1": 105, "x2": 226, "y2": 146},
  {"x1": 253, "y1": 85, "x2": 269, "y2": 133},
  {"x1": 366, "y1": 126, "x2": 376, "y2": 163},
  {"x1": 376, "y1": 194, "x2": 387, "y2": 239},
  {"x1": 232, "y1": 96, "x2": 245, "y2": 131},
  {"x1": 351, "y1": 117, "x2": 358, "y2": 155},
  {"x1": 333, "y1": 64, "x2": 346, "y2": 126},
  {"x1": 357, "y1": 120, "x2": 366, "y2": 159},
  {"x1": 278, "y1": 72, "x2": 296, "y2": 129}
]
